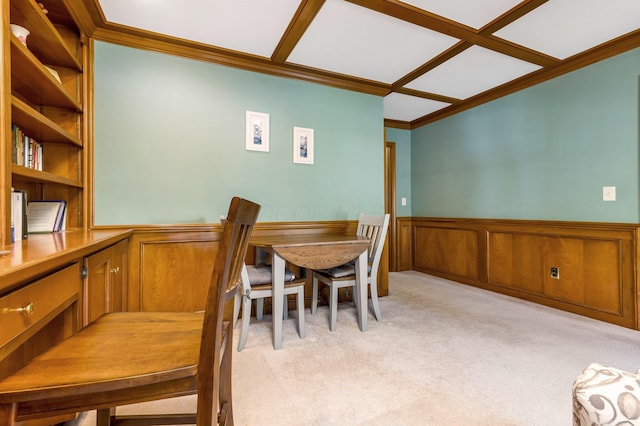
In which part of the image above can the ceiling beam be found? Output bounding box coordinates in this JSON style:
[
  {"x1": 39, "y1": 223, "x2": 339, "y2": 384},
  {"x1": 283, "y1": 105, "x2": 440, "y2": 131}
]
[
  {"x1": 480, "y1": 0, "x2": 549, "y2": 34},
  {"x1": 271, "y1": 0, "x2": 325, "y2": 64},
  {"x1": 392, "y1": 41, "x2": 472, "y2": 90},
  {"x1": 346, "y1": 0, "x2": 558, "y2": 67},
  {"x1": 393, "y1": 87, "x2": 461, "y2": 105}
]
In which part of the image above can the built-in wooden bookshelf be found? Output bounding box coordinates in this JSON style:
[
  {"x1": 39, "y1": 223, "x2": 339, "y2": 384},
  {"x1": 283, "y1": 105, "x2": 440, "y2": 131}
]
[{"x1": 2, "y1": 0, "x2": 85, "y2": 247}]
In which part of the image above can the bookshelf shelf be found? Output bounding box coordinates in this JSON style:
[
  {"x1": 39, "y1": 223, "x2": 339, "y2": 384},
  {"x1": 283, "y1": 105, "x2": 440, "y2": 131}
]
[
  {"x1": 10, "y1": 37, "x2": 82, "y2": 111},
  {"x1": 11, "y1": 96, "x2": 81, "y2": 146},
  {"x1": 9, "y1": 0, "x2": 82, "y2": 70},
  {"x1": 12, "y1": 165, "x2": 82, "y2": 188}
]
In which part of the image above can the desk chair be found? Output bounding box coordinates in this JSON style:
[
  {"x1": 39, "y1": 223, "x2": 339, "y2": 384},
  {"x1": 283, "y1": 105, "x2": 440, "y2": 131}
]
[
  {"x1": 0, "y1": 196, "x2": 260, "y2": 426},
  {"x1": 311, "y1": 213, "x2": 390, "y2": 331},
  {"x1": 234, "y1": 263, "x2": 305, "y2": 351}
]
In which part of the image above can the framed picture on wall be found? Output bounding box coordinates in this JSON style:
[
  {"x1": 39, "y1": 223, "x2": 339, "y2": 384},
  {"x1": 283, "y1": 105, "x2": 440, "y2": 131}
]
[
  {"x1": 246, "y1": 111, "x2": 270, "y2": 152},
  {"x1": 293, "y1": 126, "x2": 314, "y2": 164}
]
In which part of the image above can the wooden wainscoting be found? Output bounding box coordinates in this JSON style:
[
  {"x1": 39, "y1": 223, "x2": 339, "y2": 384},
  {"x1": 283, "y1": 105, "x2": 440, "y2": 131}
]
[
  {"x1": 121, "y1": 220, "x2": 389, "y2": 313},
  {"x1": 401, "y1": 218, "x2": 639, "y2": 330},
  {"x1": 127, "y1": 227, "x2": 219, "y2": 312},
  {"x1": 396, "y1": 217, "x2": 413, "y2": 272}
]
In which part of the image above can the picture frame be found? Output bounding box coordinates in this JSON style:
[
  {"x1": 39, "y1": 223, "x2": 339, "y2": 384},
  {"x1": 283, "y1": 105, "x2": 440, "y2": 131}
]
[
  {"x1": 245, "y1": 111, "x2": 270, "y2": 152},
  {"x1": 293, "y1": 126, "x2": 314, "y2": 164}
]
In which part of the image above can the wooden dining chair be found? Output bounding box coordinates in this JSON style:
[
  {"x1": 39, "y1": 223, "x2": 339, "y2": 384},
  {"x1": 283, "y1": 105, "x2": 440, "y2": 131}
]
[
  {"x1": 0, "y1": 196, "x2": 261, "y2": 426},
  {"x1": 234, "y1": 263, "x2": 305, "y2": 351},
  {"x1": 311, "y1": 213, "x2": 390, "y2": 331}
]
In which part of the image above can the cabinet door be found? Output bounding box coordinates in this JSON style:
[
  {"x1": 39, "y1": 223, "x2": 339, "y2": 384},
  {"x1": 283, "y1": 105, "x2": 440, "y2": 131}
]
[
  {"x1": 110, "y1": 239, "x2": 129, "y2": 312},
  {"x1": 84, "y1": 247, "x2": 112, "y2": 325},
  {"x1": 84, "y1": 241, "x2": 129, "y2": 325}
]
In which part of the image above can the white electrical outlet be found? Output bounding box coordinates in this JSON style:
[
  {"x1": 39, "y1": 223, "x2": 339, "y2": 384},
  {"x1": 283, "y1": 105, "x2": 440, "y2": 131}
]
[
  {"x1": 603, "y1": 186, "x2": 616, "y2": 201},
  {"x1": 401, "y1": 197, "x2": 407, "y2": 206}
]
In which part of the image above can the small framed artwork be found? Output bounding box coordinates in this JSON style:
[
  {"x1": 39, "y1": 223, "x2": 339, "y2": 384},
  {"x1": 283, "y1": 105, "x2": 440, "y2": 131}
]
[
  {"x1": 293, "y1": 126, "x2": 314, "y2": 164},
  {"x1": 245, "y1": 111, "x2": 270, "y2": 152}
]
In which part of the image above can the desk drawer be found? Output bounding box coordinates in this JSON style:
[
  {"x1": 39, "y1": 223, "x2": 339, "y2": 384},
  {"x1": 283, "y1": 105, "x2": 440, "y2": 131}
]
[{"x1": 0, "y1": 263, "x2": 81, "y2": 361}]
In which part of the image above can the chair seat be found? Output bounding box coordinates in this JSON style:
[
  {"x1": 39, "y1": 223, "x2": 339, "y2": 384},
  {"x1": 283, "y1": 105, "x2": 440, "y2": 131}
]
[
  {"x1": 250, "y1": 278, "x2": 306, "y2": 293},
  {"x1": 246, "y1": 264, "x2": 296, "y2": 284},
  {"x1": 235, "y1": 263, "x2": 306, "y2": 351},
  {"x1": 316, "y1": 261, "x2": 372, "y2": 278},
  {"x1": 0, "y1": 312, "x2": 204, "y2": 404}
]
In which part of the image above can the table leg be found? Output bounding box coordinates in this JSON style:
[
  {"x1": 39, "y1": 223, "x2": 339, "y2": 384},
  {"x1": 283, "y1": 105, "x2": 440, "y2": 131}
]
[
  {"x1": 0, "y1": 403, "x2": 16, "y2": 426},
  {"x1": 356, "y1": 250, "x2": 368, "y2": 332},
  {"x1": 271, "y1": 254, "x2": 285, "y2": 349}
]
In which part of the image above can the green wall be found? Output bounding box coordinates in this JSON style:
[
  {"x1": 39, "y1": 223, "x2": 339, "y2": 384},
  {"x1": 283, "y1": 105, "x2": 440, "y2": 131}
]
[
  {"x1": 93, "y1": 41, "x2": 384, "y2": 225},
  {"x1": 385, "y1": 128, "x2": 411, "y2": 217},
  {"x1": 411, "y1": 47, "x2": 640, "y2": 223}
]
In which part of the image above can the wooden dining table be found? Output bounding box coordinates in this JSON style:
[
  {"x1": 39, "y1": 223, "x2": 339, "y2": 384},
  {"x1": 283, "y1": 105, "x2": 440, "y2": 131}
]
[{"x1": 250, "y1": 233, "x2": 371, "y2": 349}]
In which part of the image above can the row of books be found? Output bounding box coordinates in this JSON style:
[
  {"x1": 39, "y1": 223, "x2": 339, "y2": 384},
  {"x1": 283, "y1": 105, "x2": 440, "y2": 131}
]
[
  {"x1": 11, "y1": 193, "x2": 67, "y2": 241},
  {"x1": 12, "y1": 124, "x2": 43, "y2": 171}
]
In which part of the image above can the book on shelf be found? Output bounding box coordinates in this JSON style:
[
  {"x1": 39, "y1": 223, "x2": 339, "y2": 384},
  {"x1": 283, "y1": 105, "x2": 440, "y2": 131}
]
[
  {"x1": 11, "y1": 124, "x2": 43, "y2": 171},
  {"x1": 55, "y1": 201, "x2": 67, "y2": 231},
  {"x1": 27, "y1": 200, "x2": 66, "y2": 234},
  {"x1": 10, "y1": 190, "x2": 15, "y2": 242},
  {"x1": 11, "y1": 189, "x2": 28, "y2": 241}
]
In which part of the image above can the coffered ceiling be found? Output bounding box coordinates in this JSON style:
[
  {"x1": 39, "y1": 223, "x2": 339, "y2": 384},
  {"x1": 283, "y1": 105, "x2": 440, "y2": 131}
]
[{"x1": 88, "y1": 0, "x2": 640, "y2": 129}]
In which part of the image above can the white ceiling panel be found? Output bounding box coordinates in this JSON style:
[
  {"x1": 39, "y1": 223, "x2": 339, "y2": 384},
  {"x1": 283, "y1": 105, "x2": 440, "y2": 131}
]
[
  {"x1": 494, "y1": 0, "x2": 640, "y2": 59},
  {"x1": 405, "y1": 46, "x2": 542, "y2": 99},
  {"x1": 98, "y1": 0, "x2": 301, "y2": 58},
  {"x1": 384, "y1": 93, "x2": 450, "y2": 122},
  {"x1": 400, "y1": 0, "x2": 522, "y2": 29},
  {"x1": 286, "y1": 0, "x2": 459, "y2": 83}
]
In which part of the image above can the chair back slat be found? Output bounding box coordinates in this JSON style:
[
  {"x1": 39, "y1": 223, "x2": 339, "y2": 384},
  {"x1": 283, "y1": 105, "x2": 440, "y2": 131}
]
[
  {"x1": 357, "y1": 214, "x2": 390, "y2": 266},
  {"x1": 197, "y1": 197, "x2": 260, "y2": 425}
]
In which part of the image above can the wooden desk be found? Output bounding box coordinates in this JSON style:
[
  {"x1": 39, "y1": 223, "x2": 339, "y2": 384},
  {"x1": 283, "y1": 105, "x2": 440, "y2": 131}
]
[
  {"x1": 1, "y1": 230, "x2": 131, "y2": 384},
  {"x1": 250, "y1": 234, "x2": 370, "y2": 349}
]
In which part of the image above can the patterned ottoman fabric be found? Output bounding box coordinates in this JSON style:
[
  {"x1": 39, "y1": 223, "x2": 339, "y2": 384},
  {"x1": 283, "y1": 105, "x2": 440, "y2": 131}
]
[{"x1": 573, "y1": 363, "x2": 640, "y2": 425}]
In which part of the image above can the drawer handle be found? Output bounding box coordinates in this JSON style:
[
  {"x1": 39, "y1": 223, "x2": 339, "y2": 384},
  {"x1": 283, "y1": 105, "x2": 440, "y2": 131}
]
[
  {"x1": 2, "y1": 302, "x2": 34, "y2": 315},
  {"x1": 110, "y1": 266, "x2": 120, "y2": 273}
]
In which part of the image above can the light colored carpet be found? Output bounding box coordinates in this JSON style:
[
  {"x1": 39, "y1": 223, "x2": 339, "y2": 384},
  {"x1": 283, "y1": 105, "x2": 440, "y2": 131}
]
[{"x1": 71, "y1": 271, "x2": 640, "y2": 425}]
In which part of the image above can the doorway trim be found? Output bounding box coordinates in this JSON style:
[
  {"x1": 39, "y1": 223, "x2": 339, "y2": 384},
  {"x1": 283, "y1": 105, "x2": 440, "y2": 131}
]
[{"x1": 385, "y1": 139, "x2": 397, "y2": 271}]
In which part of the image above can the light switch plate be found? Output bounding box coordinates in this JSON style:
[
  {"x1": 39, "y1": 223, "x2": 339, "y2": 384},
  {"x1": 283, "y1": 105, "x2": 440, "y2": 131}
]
[
  {"x1": 401, "y1": 197, "x2": 407, "y2": 206},
  {"x1": 603, "y1": 186, "x2": 616, "y2": 201}
]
